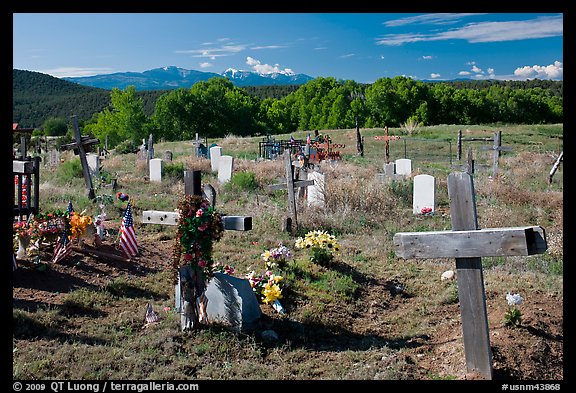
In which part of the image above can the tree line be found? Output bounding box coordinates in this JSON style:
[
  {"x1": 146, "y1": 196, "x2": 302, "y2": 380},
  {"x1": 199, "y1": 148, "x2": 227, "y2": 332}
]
[{"x1": 13, "y1": 70, "x2": 563, "y2": 149}]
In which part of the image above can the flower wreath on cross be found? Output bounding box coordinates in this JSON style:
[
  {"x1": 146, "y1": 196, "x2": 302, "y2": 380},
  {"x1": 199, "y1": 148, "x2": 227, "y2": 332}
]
[{"x1": 172, "y1": 194, "x2": 225, "y2": 282}]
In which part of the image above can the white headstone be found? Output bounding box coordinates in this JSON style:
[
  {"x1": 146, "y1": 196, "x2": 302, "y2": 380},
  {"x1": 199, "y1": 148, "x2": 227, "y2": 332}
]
[
  {"x1": 413, "y1": 174, "x2": 435, "y2": 215},
  {"x1": 307, "y1": 171, "x2": 325, "y2": 208},
  {"x1": 86, "y1": 153, "x2": 100, "y2": 179},
  {"x1": 218, "y1": 155, "x2": 234, "y2": 183},
  {"x1": 149, "y1": 158, "x2": 163, "y2": 182},
  {"x1": 395, "y1": 158, "x2": 412, "y2": 176},
  {"x1": 210, "y1": 146, "x2": 222, "y2": 172}
]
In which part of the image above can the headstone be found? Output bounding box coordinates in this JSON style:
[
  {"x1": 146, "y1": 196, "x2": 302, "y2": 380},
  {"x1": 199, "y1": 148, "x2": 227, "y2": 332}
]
[
  {"x1": 47, "y1": 149, "x2": 60, "y2": 167},
  {"x1": 86, "y1": 153, "x2": 100, "y2": 179},
  {"x1": 307, "y1": 171, "x2": 325, "y2": 208},
  {"x1": 395, "y1": 158, "x2": 412, "y2": 176},
  {"x1": 218, "y1": 155, "x2": 234, "y2": 183},
  {"x1": 149, "y1": 158, "x2": 163, "y2": 182},
  {"x1": 163, "y1": 151, "x2": 173, "y2": 162},
  {"x1": 413, "y1": 174, "x2": 435, "y2": 215},
  {"x1": 383, "y1": 162, "x2": 395, "y2": 176},
  {"x1": 203, "y1": 184, "x2": 217, "y2": 207},
  {"x1": 210, "y1": 146, "x2": 222, "y2": 172},
  {"x1": 203, "y1": 272, "x2": 262, "y2": 332}
]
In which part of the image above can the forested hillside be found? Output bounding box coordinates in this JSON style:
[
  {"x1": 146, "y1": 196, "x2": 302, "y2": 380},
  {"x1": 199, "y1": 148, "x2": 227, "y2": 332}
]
[{"x1": 14, "y1": 69, "x2": 563, "y2": 146}]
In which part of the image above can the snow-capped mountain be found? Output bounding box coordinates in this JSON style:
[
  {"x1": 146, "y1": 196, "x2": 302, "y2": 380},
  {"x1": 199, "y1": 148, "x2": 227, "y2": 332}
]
[{"x1": 62, "y1": 66, "x2": 313, "y2": 90}]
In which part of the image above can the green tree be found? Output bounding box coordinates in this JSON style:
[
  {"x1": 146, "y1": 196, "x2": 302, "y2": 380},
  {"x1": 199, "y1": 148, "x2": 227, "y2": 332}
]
[
  {"x1": 84, "y1": 86, "x2": 150, "y2": 148},
  {"x1": 42, "y1": 117, "x2": 68, "y2": 136}
]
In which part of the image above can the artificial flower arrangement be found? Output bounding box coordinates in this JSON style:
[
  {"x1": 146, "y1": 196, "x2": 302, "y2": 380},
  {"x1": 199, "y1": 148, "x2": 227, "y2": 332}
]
[
  {"x1": 261, "y1": 243, "x2": 292, "y2": 270},
  {"x1": 295, "y1": 229, "x2": 341, "y2": 266},
  {"x1": 246, "y1": 270, "x2": 286, "y2": 314},
  {"x1": 172, "y1": 194, "x2": 225, "y2": 279},
  {"x1": 69, "y1": 210, "x2": 94, "y2": 240},
  {"x1": 504, "y1": 292, "x2": 523, "y2": 327}
]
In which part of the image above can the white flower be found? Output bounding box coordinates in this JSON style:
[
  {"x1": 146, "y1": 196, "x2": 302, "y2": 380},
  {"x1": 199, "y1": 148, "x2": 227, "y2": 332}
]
[{"x1": 506, "y1": 292, "x2": 523, "y2": 306}]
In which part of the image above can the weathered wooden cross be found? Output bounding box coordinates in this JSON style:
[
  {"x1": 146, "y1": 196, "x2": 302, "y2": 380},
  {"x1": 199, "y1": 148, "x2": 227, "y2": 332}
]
[
  {"x1": 267, "y1": 150, "x2": 314, "y2": 232},
  {"x1": 61, "y1": 116, "x2": 100, "y2": 200},
  {"x1": 393, "y1": 172, "x2": 547, "y2": 380}
]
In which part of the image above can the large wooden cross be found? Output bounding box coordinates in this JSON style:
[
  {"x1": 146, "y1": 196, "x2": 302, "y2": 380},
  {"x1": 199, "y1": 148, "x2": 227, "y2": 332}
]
[
  {"x1": 393, "y1": 172, "x2": 547, "y2": 380},
  {"x1": 267, "y1": 150, "x2": 314, "y2": 232},
  {"x1": 61, "y1": 116, "x2": 100, "y2": 200}
]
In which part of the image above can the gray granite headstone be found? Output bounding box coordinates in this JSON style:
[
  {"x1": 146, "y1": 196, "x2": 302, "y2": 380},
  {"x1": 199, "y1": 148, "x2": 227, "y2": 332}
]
[
  {"x1": 204, "y1": 272, "x2": 262, "y2": 332},
  {"x1": 86, "y1": 153, "x2": 100, "y2": 179},
  {"x1": 413, "y1": 174, "x2": 435, "y2": 214},
  {"x1": 163, "y1": 150, "x2": 173, "y2": 162}
]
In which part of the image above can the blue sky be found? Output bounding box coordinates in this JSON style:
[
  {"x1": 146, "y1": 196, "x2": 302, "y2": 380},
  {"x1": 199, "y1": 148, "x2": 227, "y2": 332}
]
[{"x1": 13, "y1": 13, "x2": 563, "y2": 83}]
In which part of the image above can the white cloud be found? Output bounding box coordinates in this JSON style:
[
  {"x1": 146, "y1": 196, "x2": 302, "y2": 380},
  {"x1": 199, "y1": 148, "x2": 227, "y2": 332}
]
[
  {"x1": 376, "y1": 15, "x2": 562, "y2": 45},
  {"x1": 339, "y1": 53, "x2": 355, "y2": 58},
  {"x1": 430, "y1": 73, "x2": 441, "y2": 79},
  {"x1": 513, "y1": 60, "x2": 563, "y2": 80},
  {"x1": 41, "y1": 67, "x2": 115, "y2": 78},
  {"x1": 458, "y1": 71, "x2": 471, "y2": 76},
  {"x1": 246, "y1": 56, "x2": 295, "y2": 75},
  {"x1": 250, "y1": 45, "x2": 287, "y2": 50},
  {"x1": 175, "y1": 44, "x2": 246, "y2": 58},
  {"x1": 471, "y1": 65, "x2": 483, "y2": 73},
  {"x1": 199, "y1": 62, "x2": 212, "y2": 68},
  {"x1": 422, "y1": 55, "x2": 433, "y2": 60},
  {"x1": 384, "y1": 13, "x2": 485, "y2": 27}
]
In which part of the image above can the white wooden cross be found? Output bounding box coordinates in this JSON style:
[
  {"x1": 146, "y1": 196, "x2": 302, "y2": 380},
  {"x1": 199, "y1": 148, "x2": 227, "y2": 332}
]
[{"x1": 393, "y1": 172, "x2": 547, "y2": 380}]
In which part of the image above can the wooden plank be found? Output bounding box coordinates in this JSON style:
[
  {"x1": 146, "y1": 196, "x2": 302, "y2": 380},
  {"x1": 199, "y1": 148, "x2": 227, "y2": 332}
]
[
  {"x1": 268, "y1": 180, "x2": 314, "y2": 191},
  {"x1": 13, "y1": 160, "x2": 34, "y2": 174},
  {"x1": 393, "y1": 226, "x2": 547, "y2": 259},
  {"x1": 142, "y1": 211, "x2": 252, "y2": 231},
  {"x1": 447, "y1": 171, "x2": 492, "y2": 380},
  {"x1": 71, "y1": 116, "x2": 96, "y2": 200},
  {"x1": 142, "y1": 211, "x2": 179, "y2": 225},
  {"x1": 284, "y1": 150, "x2": 297, "y2": 229}
]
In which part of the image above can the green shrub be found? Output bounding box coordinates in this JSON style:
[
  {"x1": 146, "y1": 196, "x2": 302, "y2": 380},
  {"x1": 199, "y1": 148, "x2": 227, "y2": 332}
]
[
  {"x1": 56, "y1": 157, "x2": 83, "y2": 181},
  {"x1": 228, "y1": 171, "x2": 259, "y2": 191},
  {"x1": 163, "y1": 162, "x2": 185, "y2": 180},
  {"x1": 115, "y1": 139, "x2": 139, "y2": 154}
]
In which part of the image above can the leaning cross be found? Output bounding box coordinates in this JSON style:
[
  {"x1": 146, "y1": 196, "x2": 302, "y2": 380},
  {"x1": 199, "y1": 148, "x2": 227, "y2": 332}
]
[
  {"x1": 61, "y1": 116, "x2": 100, "y2": 200},
  {"x1": 393, "y1": 172, "x2": 547, "y2": 380},
  {"x1": 267, "y1": 150, "x2": 314, "y2": 232},
  {"x1": 481, "y1": 131, "x2": 512, "y2": 177}
]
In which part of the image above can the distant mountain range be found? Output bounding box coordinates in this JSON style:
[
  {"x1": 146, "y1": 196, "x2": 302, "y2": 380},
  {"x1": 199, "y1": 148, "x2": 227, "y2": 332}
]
[{"x1": 62, "y1": 66, "x2": 314, "y2": 90}]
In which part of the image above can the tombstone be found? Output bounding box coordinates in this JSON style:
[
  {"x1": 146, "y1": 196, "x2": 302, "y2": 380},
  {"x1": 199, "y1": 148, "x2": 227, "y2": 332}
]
[
  {"x1": 163, "y1": 150, "x2": 173, "y2": 162},
  {"x1": 86, "y1": 153, "x2": 100, "y2": 180},
  {"x1": 383, "y1": 162, "x2": 395, "y2": 176},
  {"x1": 47, "y1": 149, "x2": 60, "y2": 167},
  {"x1": 202, "y1": 272, "x2": 262, "y2": 332},
  {"x1": 149, "y1": 158, "x2": 163, "y2": 182},
  {"x1": 203, "y1": 184, "x2": 217, "y2": 207},
  {"x1": 210, "y1": 146, "x2": 222, "y2": 171},
  {"x1": 307, "y1": 171, "x2": 325, "y2": 208},
  {"x1": 218, "y1": 155, "x2": 234, "y2": 183},
  {"x1": 395, "y1": 158, "x2": 412, "y2": 176},
  {"x1": 412, "y1": 174, "x2": 435, "y2": 215}
]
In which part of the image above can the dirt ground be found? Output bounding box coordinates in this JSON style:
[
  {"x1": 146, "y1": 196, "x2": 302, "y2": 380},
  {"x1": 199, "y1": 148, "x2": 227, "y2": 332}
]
[{"x1": 13, "y1": 235, "x2": 564, "y2": 381}]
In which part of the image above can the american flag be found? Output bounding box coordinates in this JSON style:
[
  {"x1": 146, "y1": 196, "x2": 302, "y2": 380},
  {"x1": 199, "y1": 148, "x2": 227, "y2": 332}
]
[
  {"x1": 51, "y1": 201, "x2": 75, "y2": 264},
  {"x1": 51, "y1": 232, "x2": 72, "y2": 264},
  {"x1": 119, "y1": 203, "x2": 138, "y2": 258},
  {"x1": 145, "y1": 303, "x2": 160, "y2": 324},
  {"x1": 307, "y1": 133, "x2": 311, "y2": 145}
]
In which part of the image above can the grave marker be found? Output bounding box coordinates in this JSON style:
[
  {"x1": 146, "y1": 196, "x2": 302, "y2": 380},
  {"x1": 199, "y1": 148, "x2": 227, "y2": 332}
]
[
  {"x1": 69, "y1": 116, "x2": 97, "y2": 200},
  {"x1": 149, "y1": 158, "x2": 163, "y2": 182},
  {"x1": 307, "y1": 170, "x2": 325, "y2": 208},
  {"x1": 395, "y1": 158, "x2": 412, "y2": 176},
  {"x1": 393, "y1": 172, "x2": 548, "y2": 379},
  {"x1": 86, "y1": 153, "x2": 100, "y2": 180},
  {"x1": 218, "y1": 155, "x2": 234, "y2": 183},
  {"x1": 412, "y1": 174, "x2": 435, "y2": 215},
  {"x1": 210, "y1": 146, "x2": 222, "y2": 172}
]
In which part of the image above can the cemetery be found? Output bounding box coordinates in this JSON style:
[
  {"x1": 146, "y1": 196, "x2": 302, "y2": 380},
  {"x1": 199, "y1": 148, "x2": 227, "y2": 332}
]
[{"x1": 12, "y1": 123, "x2": 563, "y2": 381}]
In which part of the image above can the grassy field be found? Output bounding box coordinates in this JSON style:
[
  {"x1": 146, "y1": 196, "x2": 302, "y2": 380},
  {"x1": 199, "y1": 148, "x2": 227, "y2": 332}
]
[{"x1": 13, "y1": 124, "x2": 563, "y2": 381}]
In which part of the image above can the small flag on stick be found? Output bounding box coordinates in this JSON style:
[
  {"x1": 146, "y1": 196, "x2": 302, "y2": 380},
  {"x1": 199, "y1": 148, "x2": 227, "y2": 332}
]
[
  {"x1": 119, "y1": 203, "x2": 138, "y2": 258},
  {"x1": 51, "y1": 232, "x2": 72, "y2": 264},
  {"x1": 145, "y1": 303, "x2": 160, "y2": 325}
]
